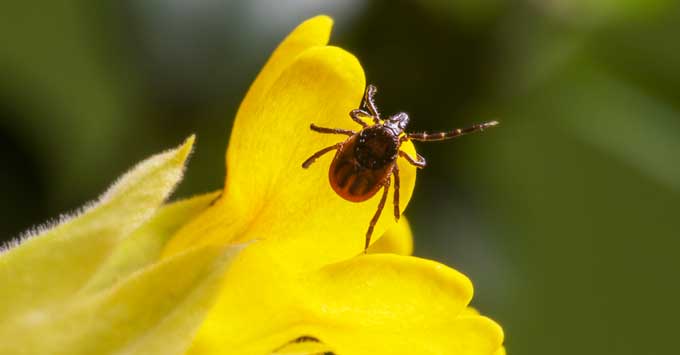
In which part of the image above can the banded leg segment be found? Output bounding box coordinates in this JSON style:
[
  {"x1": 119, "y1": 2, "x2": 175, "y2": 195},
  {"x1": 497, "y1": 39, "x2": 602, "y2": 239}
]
[
  {"x1": 408, "y1": 120, "x2": 499, "y2": 141},
  {"x1": 399, "y1": 150, "x2": 427, "y2": 169},
  {"x1": 392, "y1": 164, "x2": 400, "y2": 221},
  {"x1": 365, "y1": 177, "x2": 391, "y2": 252},
  {"x1": 363, "y1": 84, "x2": 380, "y2": 120},
  {"x1": 349, "y1": 109, "x2": 371, "y2": 128},
  {"x1": 302, "y1": 143, "x2": 342, "y2": 168},
  {"x1": 310, "y1": 123, "x2": 354, "y2": 136},
  {"x1": 271, "y1": 336, "x2": 335, "y2": 355}
]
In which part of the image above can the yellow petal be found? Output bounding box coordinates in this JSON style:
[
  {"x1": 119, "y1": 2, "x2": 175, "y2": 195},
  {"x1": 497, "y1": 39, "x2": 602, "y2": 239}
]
[
  {"x1": 307, "y1": 254, "x2": 472, "y2": 326},
  {"x1": 163, "y1": 16, "x2": 337, "y2": 258},
  {"x1": 188, "y1": 253, "x2": 478, "y2": 355},
  {"x1": 461, "y1": 306, "x2": 481, "y2": 316},
  {"x1": 188, "y1": 244, "x2": 304, "y2": 354},
  {"x1": 231, "y1": 15, "x2": 333, "y2": 142},
  {"x1": 0, "y1": 136, "x2": 194, "y2": 319},
  {"x1": 269, "y1": 337, "x2": 333, "y2": 355},
  {"x1": 167, "y1": 46, "x2": 419, "y2": 268},
  {"x1": 461, "y1": 307, "x2": 506, "y2": 354},
  {"x1": 312, "y1": 315, "x2": 503, "y2": 355},
  {"x1": 367, "y1": 216, "x2": 414, "y2": 255}
]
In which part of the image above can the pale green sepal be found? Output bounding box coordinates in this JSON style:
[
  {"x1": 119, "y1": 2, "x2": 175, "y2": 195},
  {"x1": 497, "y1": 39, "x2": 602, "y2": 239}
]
[
  {"x1": 0, "y1": 136, "x2": 195, "y2": 319},
  {"x1": 0, "y1": 243, "x2": 242, "y2": 355},
  {"x1": 82, "y1": 191, "x2": 221, "y2": 293}
]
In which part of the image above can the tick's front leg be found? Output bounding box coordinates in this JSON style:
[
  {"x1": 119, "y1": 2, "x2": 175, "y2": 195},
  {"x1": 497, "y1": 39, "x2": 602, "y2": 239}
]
[
  {"x1": 310, "y1": 123, "x2": 354, "y2": 136},
  {"x1": 302, "y1": 143, "x2": 343, "y2": 168},
  {"x1": 398, "y1": 150, "x2": 427, "y2": 169},
  {"x1": 349, "y1": 109, "x2": 371, "y2": 128}
]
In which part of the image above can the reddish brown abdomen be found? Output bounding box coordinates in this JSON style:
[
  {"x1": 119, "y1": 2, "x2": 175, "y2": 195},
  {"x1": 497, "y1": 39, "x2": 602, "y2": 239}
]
[{"x1": 328, "y1": 134, "x2": 394, "y2": 202}]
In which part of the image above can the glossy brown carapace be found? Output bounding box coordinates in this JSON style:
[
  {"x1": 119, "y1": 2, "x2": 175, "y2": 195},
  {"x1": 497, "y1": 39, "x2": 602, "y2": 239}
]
[{"x1": 329, "y1": 126, "x2": 400, "y2": 202}]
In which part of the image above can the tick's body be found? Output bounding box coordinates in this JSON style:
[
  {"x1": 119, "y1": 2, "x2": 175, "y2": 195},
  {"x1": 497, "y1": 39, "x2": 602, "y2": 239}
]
[
  {"x1": 302, "y1": 84, "x2": 498, "y2": 251},
  {"x1": 329, "y1": 126, "x2": 399, "y2": 202}
]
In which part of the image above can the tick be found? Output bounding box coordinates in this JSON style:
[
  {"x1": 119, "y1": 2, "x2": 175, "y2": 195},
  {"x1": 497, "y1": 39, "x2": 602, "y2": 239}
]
[{"x1": 302, "y1": 84, "x2": 498, "y2": 251}]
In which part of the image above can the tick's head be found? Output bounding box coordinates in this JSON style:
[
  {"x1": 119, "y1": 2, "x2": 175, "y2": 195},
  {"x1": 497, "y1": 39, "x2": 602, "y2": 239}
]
[{"x1": 386, "y1": 112, "x2": 410, "y2": 133}]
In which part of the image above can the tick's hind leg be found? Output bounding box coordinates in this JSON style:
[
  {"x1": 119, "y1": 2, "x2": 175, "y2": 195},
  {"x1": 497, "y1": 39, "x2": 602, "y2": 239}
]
[
  {"x1": 302, "y1": 143, "x2": 342, "y2": 168},
  {"x1": 310, "y1": 123, "x2": 354, "y2": 136},
  {"x1": 364, "y1": 177, "x2": 391, "y2": 252},
  {"x1": 392, "y1": 164, "x2": 400, "y2": 221}
]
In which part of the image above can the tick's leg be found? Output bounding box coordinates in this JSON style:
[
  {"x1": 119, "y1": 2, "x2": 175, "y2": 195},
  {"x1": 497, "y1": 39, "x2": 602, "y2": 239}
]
[
  {"x1": 272, "y1": 336, "x2": 321, "y2": 352},
  {"x1": 209, "y1": 191, "x2": 223, "y2": 206},
  {"x1": 399, "y1": 150, "x2": 427, "y2": 169},
  {"x1": 392, "y1": 164, "x2": 400, "y2": 221},
  {"x1": 310, "y1": 123, "x2": 354, "y2": 136},
  {"x1": 363, "y1": 84, "x2": 381, "y2": 121},
  {"x1": 408, "y1": 120, "x2": 499, "y2": 141},
  {"x1": 271, "y1": 336, "x2": 334, "y2": 355},
  {"x1": 350, "y1": 109, "x2": 371, "y2": 128},
  {"x1": 365, "y1": 176, "x2": 391, "y2": 252},
  {"x1": 302, "y1": 143, "x2": 342, "y2": 168}
]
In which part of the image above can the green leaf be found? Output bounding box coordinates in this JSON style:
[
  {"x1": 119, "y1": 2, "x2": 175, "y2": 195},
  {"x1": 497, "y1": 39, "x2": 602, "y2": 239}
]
[
  {"x1": 0, "y1": 136, "x2": 238, "y2": 355},
  {"x1": 82, "y1": 191, "x2": 221, "y2": 293},
  {"x1": 0, "y1": 243, "x2": 242, "y2": 355},
  {"x1": 0, "y1": 135, "x2": 195, "y2": 320}
]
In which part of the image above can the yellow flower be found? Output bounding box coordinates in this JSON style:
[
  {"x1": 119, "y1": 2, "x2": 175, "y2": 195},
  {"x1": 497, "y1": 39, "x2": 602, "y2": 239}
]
[
  {"x1": 163, "y1": 15, "x2": 505, "y2": 355},
  {"x1": 164, "y1": 15, "x2": 420, "y2": 269},
  {"x1": 0, "y1": 15, "x2": 505, "y2": 355}
]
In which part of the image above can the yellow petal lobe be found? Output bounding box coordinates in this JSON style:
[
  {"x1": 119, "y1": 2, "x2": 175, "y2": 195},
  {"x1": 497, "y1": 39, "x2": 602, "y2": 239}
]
[
  {"x1": 232, "y1": 15, "x2": 333, "y2": 135},
  {"x1": 315, "y1": 315, "x2": 502, "y2": 355},
  {"x1": 188, "y1": 253, "x2": 483, "y2": 355},
  {"x1": 307, "y1": 254, "x2": 473, "y2": 326}
]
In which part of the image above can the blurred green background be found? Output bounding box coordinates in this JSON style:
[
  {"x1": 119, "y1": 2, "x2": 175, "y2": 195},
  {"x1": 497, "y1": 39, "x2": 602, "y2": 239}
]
[{"x1": 2, "y1": 0, "x2": 679, "y2": 354}]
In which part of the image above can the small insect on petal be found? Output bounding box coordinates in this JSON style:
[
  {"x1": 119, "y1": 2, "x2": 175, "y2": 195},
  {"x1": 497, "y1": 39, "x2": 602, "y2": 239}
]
[{"x1": 303, "y1": 84, "x2": 499, "y2": 251}]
